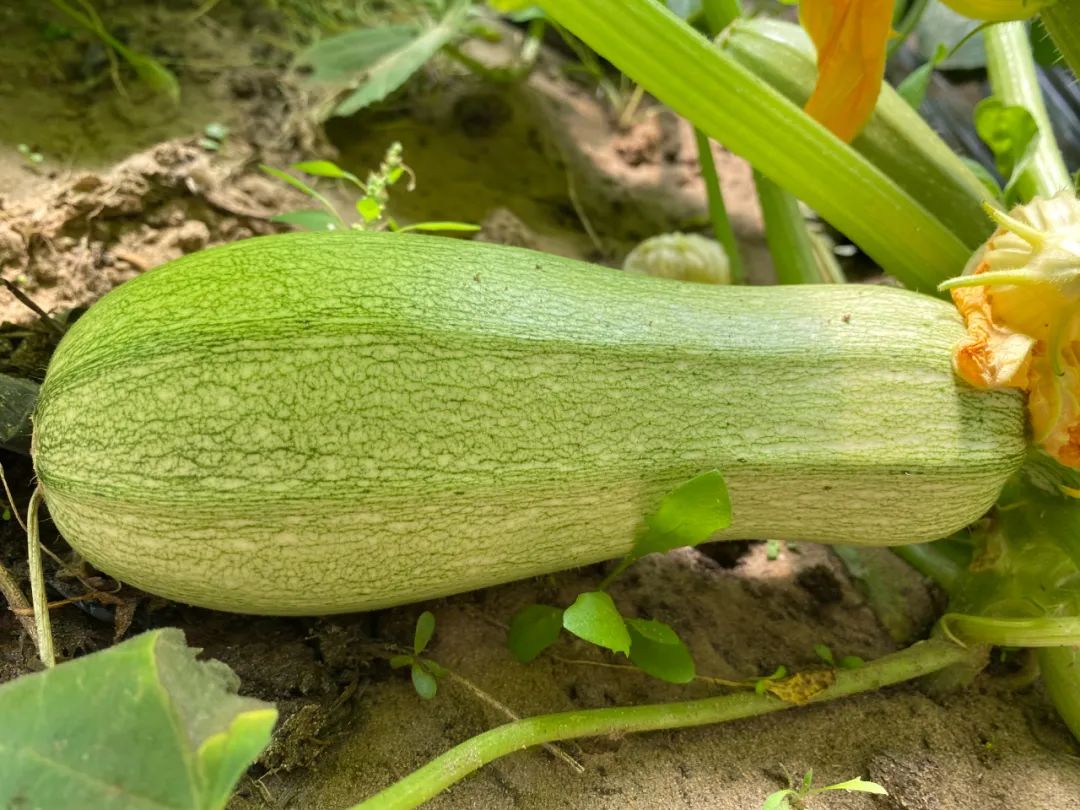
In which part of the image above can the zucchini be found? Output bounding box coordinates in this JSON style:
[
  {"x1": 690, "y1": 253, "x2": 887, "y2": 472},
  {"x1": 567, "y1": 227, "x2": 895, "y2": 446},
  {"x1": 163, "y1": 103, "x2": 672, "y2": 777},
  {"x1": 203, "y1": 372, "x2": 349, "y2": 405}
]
[{"x1": 33, "y1": 232, "x2": 1025, "y2": 615}]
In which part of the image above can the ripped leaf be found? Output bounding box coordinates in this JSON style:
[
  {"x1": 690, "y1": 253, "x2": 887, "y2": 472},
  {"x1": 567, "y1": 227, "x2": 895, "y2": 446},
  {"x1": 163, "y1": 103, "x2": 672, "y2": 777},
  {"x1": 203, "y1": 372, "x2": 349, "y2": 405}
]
[
  {"x1": 0, "y1": 628, "x2": 275, "y2": 810},
  {"x1": 766, "y1": 669, "x2": 837, "y2": 704}
]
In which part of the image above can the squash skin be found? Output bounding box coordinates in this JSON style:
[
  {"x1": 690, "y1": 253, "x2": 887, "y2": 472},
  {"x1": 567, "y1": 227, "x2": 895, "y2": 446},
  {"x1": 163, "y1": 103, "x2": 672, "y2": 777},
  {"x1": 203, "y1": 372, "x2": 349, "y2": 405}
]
[{"x1": 33, "y1": 232, "x2": 1025, "y2": 615}]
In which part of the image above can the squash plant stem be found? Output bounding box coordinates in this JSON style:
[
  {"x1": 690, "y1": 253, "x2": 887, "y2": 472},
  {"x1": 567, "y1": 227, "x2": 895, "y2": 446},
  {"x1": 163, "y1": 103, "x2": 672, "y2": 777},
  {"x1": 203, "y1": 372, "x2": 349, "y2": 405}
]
[
  {"x1": 984, "y1": 22, "x2": 1072, "y2": 200},
  {"x1": 693, "y1": 129, "x2": 746, "y2": 284},
  {"x1": 701, "y1": 0, "x2": 825, "y2": 286},
  {"x1": 980, "y1": 20, "x2": 1080, "y2": 747},
  {"x1": 351, "y1": 639, "x2": 978, "y2": 810}
]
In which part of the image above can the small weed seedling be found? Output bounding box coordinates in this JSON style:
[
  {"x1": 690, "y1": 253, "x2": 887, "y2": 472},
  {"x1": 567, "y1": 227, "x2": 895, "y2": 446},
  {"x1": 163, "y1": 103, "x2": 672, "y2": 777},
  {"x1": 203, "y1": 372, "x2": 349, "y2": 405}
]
[
  {"x1": 813, "y1": 644, "x2": 865, "y2": 671},
  {"x1": 16, "y1": 144, "x2": 44, "y2": 167},
  {"x1": 389, "y1": 611, "x2": 447, "y2": 700},
  {"x1": 507, "y1": 470, "x2": 731, "y2": 683},
  {"x1": 262, "y1": 142, "x2": 479, "y2": 235},
  {"x1": 197, "y1": 122, "x2": 229, "y2": 152},
  {"x1": 761, "y1": 769, "x2": 887, "y2": 810}
]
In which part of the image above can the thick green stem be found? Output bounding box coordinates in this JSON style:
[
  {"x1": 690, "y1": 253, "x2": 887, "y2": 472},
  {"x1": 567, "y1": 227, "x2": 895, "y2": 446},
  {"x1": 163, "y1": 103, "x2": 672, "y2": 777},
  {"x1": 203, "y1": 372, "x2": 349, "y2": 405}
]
[
  {"x1": 353, "y1": 640, "x2": 976, "y2": 809},
  {"x1": 1038, "y1": 646, "x2": 1080, "y2": 741},
  {"x1": 694, "y1": 130, "x2": 746, "y2": 284},
  {"x1": 753, "y1": 170, "x2": 823, "y2": 284},
  {"x1": 27, "y1": 488, "x2": 54, "y2": 668},
  {"x1": 721, "y1": 18, "x2": 993, "y2": 250},
  {"x1": 702, "y1": 0, "x2": 741, "y2": 31},
  {"x1": 892, "y1": 542, "x2": 966, "y2": 593},
  {"x1": 942, "y1": 614, "x2": 1080, "y2": 647},
  {"x1": 984, "y1": 22, "x2": 1072, "y2": 200},
  {"x1": 1041, "y1": 0, "x2": 1080, "y2": 79},
  {"x1": 539, "y1": 0, "x2": 971, "y2": 294}
]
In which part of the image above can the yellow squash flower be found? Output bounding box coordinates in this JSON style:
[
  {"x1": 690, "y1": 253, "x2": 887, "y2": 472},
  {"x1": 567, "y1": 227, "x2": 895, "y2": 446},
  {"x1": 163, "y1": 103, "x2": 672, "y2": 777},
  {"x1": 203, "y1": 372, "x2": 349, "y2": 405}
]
[
  {"x1": 941, "y1": 193, "x2": 1080, "y2": 467},
  {"x1": 799, "y1": 0, "x2": 894, "y2": 143}
]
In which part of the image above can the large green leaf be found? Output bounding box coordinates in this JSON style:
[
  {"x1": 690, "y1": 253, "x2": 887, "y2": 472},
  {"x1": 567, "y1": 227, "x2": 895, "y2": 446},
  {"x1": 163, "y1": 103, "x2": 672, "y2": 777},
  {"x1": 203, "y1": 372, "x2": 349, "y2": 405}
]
[
  {"x1": 0, "y1": 628, "x2": 276, "y2": 810},
  {"x1": 297, "y1": 25, "x2": 420, "y2": 83},
  {"x1": 633, "y1": 469, "x2": 731, "y2": 559},
  {"x1": 332, "y1": 0, "x2": 471, "y2": 117}
]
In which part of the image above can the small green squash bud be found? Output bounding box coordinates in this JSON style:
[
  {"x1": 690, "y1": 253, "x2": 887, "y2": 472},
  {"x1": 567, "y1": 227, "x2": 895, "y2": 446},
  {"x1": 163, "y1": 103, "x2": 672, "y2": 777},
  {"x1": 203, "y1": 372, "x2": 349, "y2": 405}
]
[{"x1": 622, "y1": 233, "x2": 731, "y2": 285}]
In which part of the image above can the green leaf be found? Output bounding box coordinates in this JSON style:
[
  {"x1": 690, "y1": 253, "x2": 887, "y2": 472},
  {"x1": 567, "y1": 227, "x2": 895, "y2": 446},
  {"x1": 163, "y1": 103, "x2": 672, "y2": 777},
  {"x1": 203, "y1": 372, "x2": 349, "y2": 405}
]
[
  {"x1": 821, "y1": 777, "x2": 888, "y2": 795},
  {"x1": 110, "y1": 39, "x2": 180, "y2": 103},
  {"x1": 414, "y1": 610, "x2": 436, "y2": 655},
  {"x1": 425, "y1": 660, "x2": 448, "y2": 679},
  {"x1": 488, "y1": 0, "x2": 536, "y2": 11},
  {"x1": 507, "y1": 604, "x2": 565, "y2": 663},
  {"x1": 813, "y1": 643, "x2": 835, "y2": 666},
  {"x1": 0, "y1": 628, "x2": 275, "y2": 809},
  {"x1": 270, "y1": 210, "x2": 341, "y2": 231},
  {"x1": 411, "y1": 663, "x2": 438, "y2": 699},
  {"x1": 260, "y1": 164, "x2": 325, "y2": 200},
  {"x1": 395, "y1": 221, "x2": 482, "y2": 233},
  {"x1": 839, "y1": 655, "x2": 865, "y2": 669},
  {"x1": 291, "y1": 159, "x2": 357, "y2": 182},
  {"x1": 801, "y1": 768, "x2": 814, "y2": 791},
  {"x1": 626, "y1": 618, "x2": 695, "y2": 683},
  {"x1": 1029, "y1": 18, "x2": 1063, "y2": 67},
  {"x1": 506, "y1": 6, "x2": 547, "y2": 21},
  {"x1": 664, "y1": 0, "x2": 701, "y2": 18},
  {"x1": 973, "y1": 98, "x2": 1039, "y2": 203},
  {"x1": 333, "y1": 0, "x2": 471, "y2": 117},
  {"x1": 634, "y1": 470, "x2": 731, "y2": 558},
  {"x1": 356, "y1": 196, "x2": 382, "y2": 222},
  {"x1": 760, "y1": 789, "x2": 794, "y2": 810},
  {"x1": 960, "y1": 157, "x2": 1003, "y2": 201},
  {"x1": 562, "y1": 591, "x2": 631, "y2": 655},
  {"x1": 389, "y1": 654, "x2": 413, "y2": 669},
  {"x1": 204, "y1": 122, "x2": 229, "y2": 140},
  {"x1": 896, "y1": 43, "x2": 948, "y2": 110},
  {"x1": 298, "y1": 25, "x2": 420, "y2": 83}
]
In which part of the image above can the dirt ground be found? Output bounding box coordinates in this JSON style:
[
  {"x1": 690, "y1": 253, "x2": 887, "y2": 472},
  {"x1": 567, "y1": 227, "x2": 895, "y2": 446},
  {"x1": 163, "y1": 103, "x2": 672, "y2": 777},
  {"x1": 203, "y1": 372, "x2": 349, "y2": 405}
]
[{"x1": 1, "y1": 4, "x2": 1078, "y2": 809}]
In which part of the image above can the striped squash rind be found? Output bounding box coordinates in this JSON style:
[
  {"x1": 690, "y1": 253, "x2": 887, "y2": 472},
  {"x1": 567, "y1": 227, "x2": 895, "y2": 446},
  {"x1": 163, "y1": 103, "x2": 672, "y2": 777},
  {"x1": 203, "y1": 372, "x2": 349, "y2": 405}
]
[{"x1": 33, "y1": 232, "x2": 1026, "y2": 615}]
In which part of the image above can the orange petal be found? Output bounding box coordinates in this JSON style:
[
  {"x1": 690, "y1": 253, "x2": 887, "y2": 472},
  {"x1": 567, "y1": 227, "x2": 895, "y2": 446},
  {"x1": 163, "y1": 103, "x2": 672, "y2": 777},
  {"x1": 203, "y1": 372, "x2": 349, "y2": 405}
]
[
  {"x1": 943, "y1": 193, "x2": 1080, "y2": 468},
  {"x1": 800, "y1": 0, "x2": 893, "y2": 142}
]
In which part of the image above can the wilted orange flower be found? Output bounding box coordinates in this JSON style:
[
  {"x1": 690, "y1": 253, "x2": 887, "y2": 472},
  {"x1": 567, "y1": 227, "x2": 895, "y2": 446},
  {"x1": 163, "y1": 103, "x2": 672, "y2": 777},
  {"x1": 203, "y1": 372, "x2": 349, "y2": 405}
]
[
  {"x1": 941, "y1": 193, "x2": 1080, "y2": 467},
  {"x1": 800, "y1": 0, "x2": 893, "y2": 143}
]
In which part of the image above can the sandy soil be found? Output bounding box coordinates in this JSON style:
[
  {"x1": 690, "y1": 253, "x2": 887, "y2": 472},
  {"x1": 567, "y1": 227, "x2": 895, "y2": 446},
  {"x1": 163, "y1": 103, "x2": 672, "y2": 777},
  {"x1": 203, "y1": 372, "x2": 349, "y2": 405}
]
[{"x1": 0, "y1": 4, "x2": 1078, "y2": 809}]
